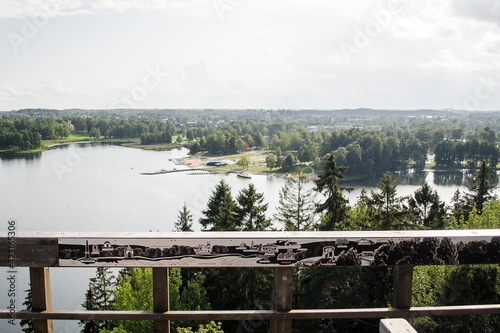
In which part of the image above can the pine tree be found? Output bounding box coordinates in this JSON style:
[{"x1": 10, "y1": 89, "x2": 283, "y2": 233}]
[
  {"x1": 81, "y1": 267, "x2": 117, "y2": 332},
  {"x1": 274, "y1": 168, "x2": 317, "y2": 231},
  {"x1": 362, "y1": 172, "x2": 416, "y2": 230},
  {"x1": 314, "y1": 152, "x2": 353, "y2": 230},
  {"x1": 20, "y1": 286, "x2": 33, "y2": 333},
  {"x1": 175, "y1": 202, "x2": 193, "y2": 231},
  {"x1": 199, "y1": 179, "x2": 237, "y2": 231},
  {"x1": 467, "y1": 160, "x2": 497, "y2": 215},
  {"x1": 234, "y1": 183, "x2": 271, "y2": 231},
  {"x1": 409, "y1": 182, "x2": 447, "y2": 229}
]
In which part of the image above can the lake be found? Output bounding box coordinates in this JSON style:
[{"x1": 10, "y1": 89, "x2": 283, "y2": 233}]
[{"x1": 1, "y1": 143, "x2": 497, "y2": 332}]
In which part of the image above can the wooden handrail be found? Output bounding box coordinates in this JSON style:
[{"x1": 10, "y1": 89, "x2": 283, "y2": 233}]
[
  {"x1": 2, "y1": 230, "x2": 500, "y2": 333},
  {"x1": 2, "y1": 304, "x2": 500, "y2": 320}
]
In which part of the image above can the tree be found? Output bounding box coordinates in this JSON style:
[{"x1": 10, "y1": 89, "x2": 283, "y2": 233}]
[
  {"x1": 176, "y1": 321, "x2": 224, "y2": 333},
  {"x1": 281, "y1": 153, "x2": 295, "y2": 172},
  {"x1": 199, "y1": 180, "x2": 237, "y2": 231},
  {"x1": 467, "y1": 160, "x2": 497, "y2": 215},
  {"x1": 265, "y1": 153, "x2": 277, "y2": 170},
  {"x1": 361, "y1": 172, "x2": 416, "y2": 230},
  {"x1": 234, "y1": 183, "x2": 271, "y2": 231},
  {"x1": 175, "y1": 202, "x2": 193, "y2": 231},
  {"x1": 314, "y1": 152, "x2": 353, "y2": 230},
  {"x1": 20, "y1": 286, "x2": 33, "y2": 333},
  {"x1": 409, "y1": 182, "x2": 447, "y2": 229},
  {"x1": 89, "y1": 127, "x2": 100, "y2": 140},
  {"x1": 274, "y1": 168, "x2": 317, "y2": 231},
  {"x1": 81, "y1": 267, "x2": 117, "y2": 332},
  {"x1": 236, "y1": 155, "x2": 251, "y2": 170}
]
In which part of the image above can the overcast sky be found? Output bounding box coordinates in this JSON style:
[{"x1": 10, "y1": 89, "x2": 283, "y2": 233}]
[{"x1": 0, "y1": 0, "x2": 499, "y2": 111}]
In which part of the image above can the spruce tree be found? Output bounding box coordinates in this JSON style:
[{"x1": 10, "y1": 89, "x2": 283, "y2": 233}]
[
  {"x1": 20, "y1": 286, "x2": 33, "y2": 333},
  {"x1": 199, "y1": 179, "x2": 237, "y2": 230},
  {"x1": 274, "y1": 168, "x2": 317, "y2": 231},
  {"x1": 175, "y1": 202, "x2": 193, "y2": 231},
  {"x1": 362, "y1": 172, "x2": 416, "y2": 230},
  {"x1": 81, "y1": 267, "x2": 117, "y2": 332},
  {"x1": 467, "y1": 160, "x2": 497, "y2": 215},
  {"x1": 234, "y1": 183, "x2": 271, "y2": 231},
  {"x1": 409, "y1": 182, "x2": 447, "y2": 229},
  {"x1": 314, "y1": 152, "x2": 353, "y2": 230}
]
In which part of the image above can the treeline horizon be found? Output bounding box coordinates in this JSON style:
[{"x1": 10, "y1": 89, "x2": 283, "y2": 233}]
[{"x1": 2, "y1": 108, "x2": 500, "y2": 177}]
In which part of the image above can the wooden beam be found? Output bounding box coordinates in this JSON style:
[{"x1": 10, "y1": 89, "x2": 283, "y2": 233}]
[
  {"x1": 270, "y1": 267, "x2": 293, "y2": 333},
  {"x1": 30, "y1": 267, "x2": 53, "y2": 333},
  {"x1": 0, "y1": 237, "x2": 58, "y2": 267},
  {"x1": 3, "y1": 304, "x2": 500, "y2": 321},
  {"x1": 380, "y1": 318, "x2": 417, "y2": 333},
  {"x1": 3, "y1": 230, "x2": 500, "y2": 268},
  {"x1": 153, "y1": 267, "x2": 170, "y2": 333},
  {"x1": 393, "y1": 266, "x2": 414, "y2": 320}
]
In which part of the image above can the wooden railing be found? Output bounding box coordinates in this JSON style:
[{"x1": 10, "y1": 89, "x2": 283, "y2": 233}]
[{"x1": 2, "y1": 230, "x2": 500, "y2": 333}]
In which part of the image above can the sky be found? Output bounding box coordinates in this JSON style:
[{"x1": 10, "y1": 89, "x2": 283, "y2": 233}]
[{"x1": 0, "y1": 0, "x2": 499, "y2": 111}]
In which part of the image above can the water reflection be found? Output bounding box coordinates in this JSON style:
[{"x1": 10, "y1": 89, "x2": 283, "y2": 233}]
[
  {"x1": 392, "y1": 170, "x2": 427, "y2": 186},
  {"x1": 0, "y1": 151, "x2": 42, "y2": 161},
  {"x1": 342, "y1": 169, "x2": 499, "y2": 189}
]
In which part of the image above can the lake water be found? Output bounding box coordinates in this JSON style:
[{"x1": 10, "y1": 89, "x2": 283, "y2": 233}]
[{"x1": 1, "y1": 143, "x2": 498, "y2": 332}]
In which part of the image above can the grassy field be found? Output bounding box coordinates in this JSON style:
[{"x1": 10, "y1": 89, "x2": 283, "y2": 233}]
[
  {"x1": 121, "y1": 142, "x2": 183, "y2": 151},
  {"x1": 42, "y1": 133, "x2": 95, "y2": 147}
]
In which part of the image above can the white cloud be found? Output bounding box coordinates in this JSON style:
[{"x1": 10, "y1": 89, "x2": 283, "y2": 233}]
[
  {"x1": 0, "y1": 85, "x2": 38, "y2": 99},
  {"x1": 419, "y1": 49, "x2": 464, "y2": 71},
  {"x1": 0, "y1": 0, "x2": 211, "y2": 18},
  {"x1": 452, "y1": 0, "x2": 500, "y2": 25},
  {"x1": 476, "y1": 30, "x2": 500, "y2": 55}
]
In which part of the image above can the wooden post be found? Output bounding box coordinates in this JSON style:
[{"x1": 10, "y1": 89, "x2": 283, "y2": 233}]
[
  {"x1": 270, "y1": 267, "x2": 293, "y2": 333},
  {"x1": 379, "y1": 318, "x2": 417, "y2": 333},
  {"x1": 392, "y1": 266, "x2": 413, "y2": 320},
  {"x1": 30, "y1": 267, "x2": 53, "y2": 333},
  {"x1": 153, "y1": 267, "x2": 170, "y2": 333}
]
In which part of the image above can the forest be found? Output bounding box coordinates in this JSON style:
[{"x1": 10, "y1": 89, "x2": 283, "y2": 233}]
[{"x1": 2, "y1": 108, "x2": 500, "y2": 178}]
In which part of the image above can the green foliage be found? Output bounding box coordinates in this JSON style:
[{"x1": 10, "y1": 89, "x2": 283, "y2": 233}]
[
  {"x1": 314, "y1": 152, "x2": 353, "y2": 230},
  {"x1": 281, "y1": 153, "x2": 295, "y2": 172},
  {"x1": 236, "y1": 155, "x2": 251, "y2": 170},
  {"x1": 412, "y1": 196, "x2": 500, "y2": 332},
  {"x1": 467, "y1": 160, "x2": 497, "y2": 214},
  {"x1": 201, "y1": 267, "x2": 272, "y2": 333},
  {"x1": 408, "y1": 182, "x2": 447, "y2": 228},
  {"x1": 99, "y1": 327, "x2": 128, "y2": 333},
  {"x1": 298, "y1": 266, "x2": 393, "y2": 332},
  {"x1": 81, "y1": 268, "x2": 117, "y2": 332},
  {"x1": 175, "y1": 202, "x2": 193, "y2": 231},
  {"x1": 20, "y1": 286, "x2": 33, "y2": 333},
  {"x1": 112, "y1": 267, "x2": 211, "y2": 332},
  {"x1": 274, "y1": 168, "x2": 317, "y2": 230},
  {"x1": 357, "y1": 172, "x2": 418, "y2": 230},
  {"x1": 176, "y1": 321, "x2": 223, "y2": 333},
  {"x1": 199, "y1": 180, "x2": 237, "y2": 231},
  {"x1": 450, "y1": 201, "x2": 500, "y2": 230},
  {"x1": 234, "y1": 183, "x2": 271, "y2": 231},
  {"x1": 113, "y1": 268, "x2": 153, "y2": 332},
  {"x1": 265, "y1": 153, "x2": 276, "y2": 169}
]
